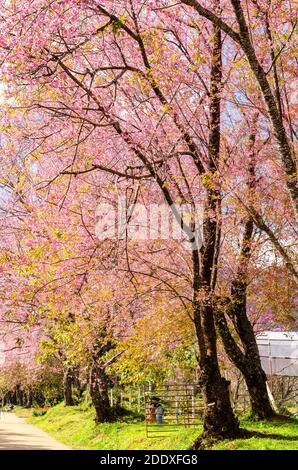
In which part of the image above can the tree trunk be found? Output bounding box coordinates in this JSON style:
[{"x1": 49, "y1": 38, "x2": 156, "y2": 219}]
[
  {"x1": 25, "y1": 390, "x2": 33, "y2": 408},
  {"x1": 194, "y1": 302, "x2": 240, "y2": 439},
  {"x1": 217, "y1": 305, "x2": 275, "y2": 419},
  {"x1": 214, "y1": 123, "x2": 276, "y2": 419},
  {"x1": 72, "y1": 367, "x2": 85, "y2": 399},
  {"x1": 63, "y1": 366, "x2": 74, "y2": 406},
  {"x1": 89, "y1": 362, "x2": 113, "y2": 423},
  {"x1": 15, "y1": 385, "x2": 22, "y2": 406},
  {"x1": 245, "y1": 369, "x2": 275, "y2": 419},
  {"x1": 229, "y1": 138, "x2": 276, "y2": 419},
  {"x1": 191, "y1": 18, "x2": 239, "y2": 443},
  {"x1": 230, "y1": 292, "x2": 276, "y2": 419}
]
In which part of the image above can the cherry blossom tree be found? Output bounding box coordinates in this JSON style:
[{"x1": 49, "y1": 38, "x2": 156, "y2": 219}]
[{"x1": 0, "y1": 0, "x2": 296, "y2": 442}]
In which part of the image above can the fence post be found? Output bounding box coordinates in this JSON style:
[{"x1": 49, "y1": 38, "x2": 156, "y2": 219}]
[
  {"x1": 138, "y1": 387, "x2": 141, "y2": 413},
  {"x1": 191, "y1": 385, "x2": 195, "y2": 420}
]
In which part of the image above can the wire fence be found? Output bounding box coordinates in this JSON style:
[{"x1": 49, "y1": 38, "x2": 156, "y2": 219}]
[
  {"x1": 98, "y1": 372, "x2": 298, "y2": 440},
  {"x1": 143, "y1": 383, "x2": 203, "y2": 438}
]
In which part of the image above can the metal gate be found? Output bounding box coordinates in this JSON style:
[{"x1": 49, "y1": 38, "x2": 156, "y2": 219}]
[{"x1": 144, "y1": 383, "x2": 203, "y2": 438}]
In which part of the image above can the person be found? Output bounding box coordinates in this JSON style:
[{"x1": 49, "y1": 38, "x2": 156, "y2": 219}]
[
  {"x1": 7, "y1": 403, "x2": 14, "y2": 412},
  {"x1": 156, "y1": 402, "x2": 164, "y2": 424},
  {"x1": 148, "y1": 396, "x2": 159, "y2": 423},
  {"x1": 148, "y1": 403, "x2": 156, "y2": 423}
]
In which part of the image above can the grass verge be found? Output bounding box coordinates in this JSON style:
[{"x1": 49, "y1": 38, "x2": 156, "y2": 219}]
[{"x1": 16, "y1": 403, "x2": 298, "y2": 450}]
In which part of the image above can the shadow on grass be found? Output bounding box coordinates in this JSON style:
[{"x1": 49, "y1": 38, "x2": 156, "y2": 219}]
[
  {"x1": 243, "y1": 429, "x2": 298, "y2": 442},
  {"x1": 111, "y1": 405, "x2": 145, "y2": 423},
  {"x1": 193, "y1": 417, "x2": 298, "y2": 449},
  {"x1": 238, "y1": 416, "x2": 298, "y2": 442}
]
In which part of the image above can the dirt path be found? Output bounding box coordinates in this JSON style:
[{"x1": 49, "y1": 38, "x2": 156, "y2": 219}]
[{"x1": 0, "y1": 412, "x2": 69, "y2": 450}]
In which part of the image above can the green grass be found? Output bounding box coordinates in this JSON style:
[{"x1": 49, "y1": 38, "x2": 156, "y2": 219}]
[
  {"x1": 23, "y1": 402, "x2": 199, "y2": 450},
  {"x1": 16, "y1": 403, "x2": 298, "y2": 450},
  {"x1": 213, "y1": 418, "x2": 298, "y2": 450}
]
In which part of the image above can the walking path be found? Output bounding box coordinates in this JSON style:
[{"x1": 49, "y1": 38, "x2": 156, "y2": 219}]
[{"x1": 0, "y1": 412, "x2": 69, "y2": 450}]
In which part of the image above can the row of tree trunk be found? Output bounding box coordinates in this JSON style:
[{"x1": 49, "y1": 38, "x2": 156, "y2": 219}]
[{"x1": 3, "y1": 387, "x2": 33, "y2": 408}]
